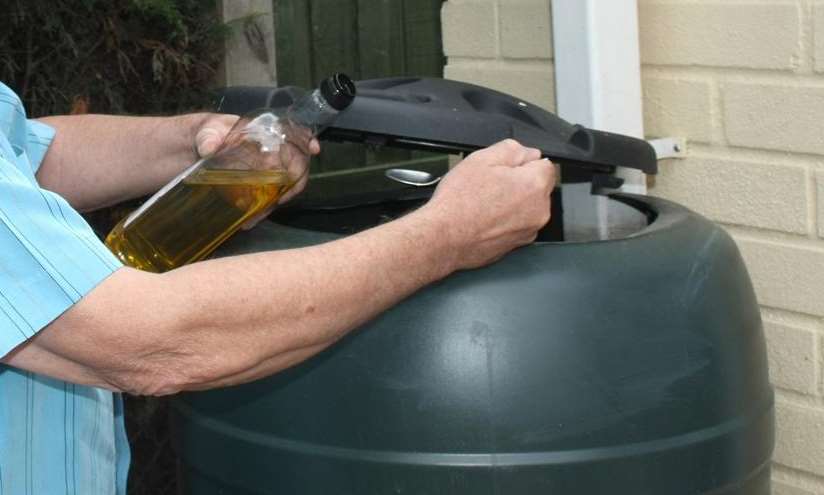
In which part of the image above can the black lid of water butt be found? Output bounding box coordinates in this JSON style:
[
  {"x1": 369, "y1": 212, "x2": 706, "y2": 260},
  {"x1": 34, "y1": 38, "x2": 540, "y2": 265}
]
[
  {"x1": 320, "y1": 73, "x2": 356, "y2": 111},
  {"x1": 215, "y1": 77, "x2": 657, "y2": 180}
]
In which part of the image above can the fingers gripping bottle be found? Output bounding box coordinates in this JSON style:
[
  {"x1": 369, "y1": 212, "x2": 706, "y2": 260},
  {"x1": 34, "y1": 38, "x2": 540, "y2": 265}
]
[{"x1": 105, "y1": 73, "x2": 356, "y2": 273}]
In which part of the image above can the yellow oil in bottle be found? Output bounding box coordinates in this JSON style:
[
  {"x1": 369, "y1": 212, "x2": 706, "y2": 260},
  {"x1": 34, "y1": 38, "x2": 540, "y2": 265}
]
[{"x1": 105, "y1": 168, "x2": 294, "y2": 272}]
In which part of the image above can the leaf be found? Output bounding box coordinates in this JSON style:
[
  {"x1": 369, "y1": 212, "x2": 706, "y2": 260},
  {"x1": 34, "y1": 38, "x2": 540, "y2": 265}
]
[
  {"x1": 151, "y1": 50, "x2": 164, "y2": 82},
  {"x1": 70, "y1": 95, "x2": 90, "y2": 114},
  {"x1": 1, "y1": 0, "x2": 225, "y2": 117}
]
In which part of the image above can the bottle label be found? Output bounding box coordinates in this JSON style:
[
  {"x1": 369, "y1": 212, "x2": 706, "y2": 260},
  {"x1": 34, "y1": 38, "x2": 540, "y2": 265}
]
[{"x1": 124, "y1": 160, "x2": 202, "y2": 228}]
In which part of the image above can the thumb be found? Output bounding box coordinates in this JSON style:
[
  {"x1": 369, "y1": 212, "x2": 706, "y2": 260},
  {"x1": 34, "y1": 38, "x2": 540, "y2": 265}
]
[
  {"x1": 478, "y1": 139, "x2": 541, "y2": 168},
  {"x1": 195, "y1": 127, "x2": 223, "y2": 157},
  {"x1": 520, "y1": 158, "x2": 559, "y2": 191}
]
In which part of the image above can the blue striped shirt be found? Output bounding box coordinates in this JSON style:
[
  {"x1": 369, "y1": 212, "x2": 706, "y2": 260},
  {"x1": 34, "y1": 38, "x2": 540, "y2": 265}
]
[{"x1": 0, "y1": 83, "x2": 130, "y2": 494}]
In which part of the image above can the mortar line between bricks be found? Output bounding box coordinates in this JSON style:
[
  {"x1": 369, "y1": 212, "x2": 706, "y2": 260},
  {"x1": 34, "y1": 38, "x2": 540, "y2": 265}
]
[
  {"x1": 446, "y1": 56, "x2": 553, "y2": 68},
  {"x1": 642, "y1": 64, "x2": 824, "y2": 84},
  {"x1": 808, "y1": 164, "x2": 818, "y2": 237},
  {"x1": 686, "y1": 143, "x2": 824, "y2": 169},
  {"x1": 813, "y1": 1, "x2": 821, "y2": 74},
  {"x1": 761, "y1": 306, "x2": 824, "y2": 330},
  {"x1": 775, "y1": 389, "x2": 824, "y2": 409},
  {"x1": 722, "y1": 224, "x2": 821, "y2": 247},
  {"x1": 797, "y1": 0, "x2": 814, "y2": 74},
  {"x1": 646, "y1": 0, "x2": 805, "y2": 5},
  {"x1": 773, "y1": 462, "x2": 824, "y2": 491},
  {"x1": 809, "y1": 167, "x2": 824, "y2": 238},
  {"x1": 492, "y1": 0, "x2": 501, "y2": 59},
  {"x1": 817, "y1": 326, "x2": 824, "y2": 398},
  {"x1": 708, "y1": 77, "x2": 726, "y2": 146},
  {"x1": 499, "y1": 55, "x2": 554, "y2": 62}
]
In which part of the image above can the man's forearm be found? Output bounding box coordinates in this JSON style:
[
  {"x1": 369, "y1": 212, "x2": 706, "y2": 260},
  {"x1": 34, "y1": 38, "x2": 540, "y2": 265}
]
[
  {"x1": 171, "y1": 207, "x2": 458, "y2": 390},
  {"x1": 5, "y1": 139, "x2": 556, "y2": 396},
  {"x1": 7, "y1": 206, "x2": 456, "y2": 395},
  {"x1": 36, "y1": 113, "x2": 208, "y2": 211}
]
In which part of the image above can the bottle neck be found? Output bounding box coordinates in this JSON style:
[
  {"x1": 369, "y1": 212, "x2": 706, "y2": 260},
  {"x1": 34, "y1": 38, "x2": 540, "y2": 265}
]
[{"x1": 287, "y1": 89, "x2": 341, "y2": 134}]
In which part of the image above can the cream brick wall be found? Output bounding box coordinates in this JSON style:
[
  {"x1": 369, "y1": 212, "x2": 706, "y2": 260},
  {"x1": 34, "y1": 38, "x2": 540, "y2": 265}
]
[
  {"x1": 442, "y1": 0, "x2": 824, "y2": 492},
  {"x1": 639, "y1": 2, "x2": 802, "y2": 69},
  {"x1": 441, "y1": 0, "x2": 555, "y2": 111},
  {"x1": 638, "y1": 2, "x2": 824, "y2": 488},
  {"x1": 644, "y1": 77, "x2": 714, "y2": 143}
]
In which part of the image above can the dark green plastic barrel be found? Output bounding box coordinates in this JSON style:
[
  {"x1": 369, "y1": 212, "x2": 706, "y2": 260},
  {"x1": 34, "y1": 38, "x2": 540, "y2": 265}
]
[{"x1": 171, "y1": 195, "x2": 774, "y2": 495}]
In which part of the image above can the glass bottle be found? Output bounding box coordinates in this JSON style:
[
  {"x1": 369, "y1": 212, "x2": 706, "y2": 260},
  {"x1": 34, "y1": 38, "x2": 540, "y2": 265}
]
[{"x1": 105, "y1": 73, "x2": 356, "y2": 272}]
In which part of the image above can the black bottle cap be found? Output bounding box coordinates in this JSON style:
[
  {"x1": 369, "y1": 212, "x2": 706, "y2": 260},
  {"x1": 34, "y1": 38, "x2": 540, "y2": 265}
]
[{"x1": 320, "y1": 73, "x2": 356, "y2": 111}]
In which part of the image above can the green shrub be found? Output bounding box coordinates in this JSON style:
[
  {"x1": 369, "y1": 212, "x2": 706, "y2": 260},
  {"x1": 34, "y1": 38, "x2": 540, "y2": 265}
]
[{"x1": 0, "y1": 0, "x2": 228, "y2": 117}]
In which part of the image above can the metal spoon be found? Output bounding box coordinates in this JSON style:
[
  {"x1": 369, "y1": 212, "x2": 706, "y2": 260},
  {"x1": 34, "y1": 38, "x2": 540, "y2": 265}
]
[{"x1": 385, "y1": 168, "x2": 443, "y2": 187}]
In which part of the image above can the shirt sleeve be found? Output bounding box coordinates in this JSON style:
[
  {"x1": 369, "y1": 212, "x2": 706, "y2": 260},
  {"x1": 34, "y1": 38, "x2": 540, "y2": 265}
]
[
  {"x1": 0, "y1": 117, "x2": 122, "y2": 358},
  {"x1": 25, "y1": 118, "x2": 55, "y2": 174}
]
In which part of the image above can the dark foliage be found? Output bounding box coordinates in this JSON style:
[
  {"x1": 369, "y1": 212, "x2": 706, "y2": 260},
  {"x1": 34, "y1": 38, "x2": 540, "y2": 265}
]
[
  {"x1": 125, "y1": 395, "x2": 178, "y2": 495},
  {"x1": 2, "y1": 4, "x2": 230, "y2": 494},
  {"x1": 0, "y1": 0, "x2": 228, "y2": 117}
]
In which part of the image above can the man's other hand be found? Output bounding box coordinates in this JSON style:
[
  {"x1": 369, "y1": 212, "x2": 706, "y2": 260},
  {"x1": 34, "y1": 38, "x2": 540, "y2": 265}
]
[{"x1": 420, "y1": 139, "x2": 557, "y2": 271}]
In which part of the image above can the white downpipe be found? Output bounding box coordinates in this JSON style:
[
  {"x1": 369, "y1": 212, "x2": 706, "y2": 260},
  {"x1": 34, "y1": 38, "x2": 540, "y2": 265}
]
[{"x1": 551, "y1": 0, "x2": 646, "y2": 238}]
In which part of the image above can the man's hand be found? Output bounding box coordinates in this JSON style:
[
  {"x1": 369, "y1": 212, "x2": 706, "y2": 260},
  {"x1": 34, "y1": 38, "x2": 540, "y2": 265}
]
[
  {"x1": 195, "y1": 113, "x2": 321, "y2": 229},
  {"x1": 420, "y1": 139, "x2": 556, "y2": 270}
]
